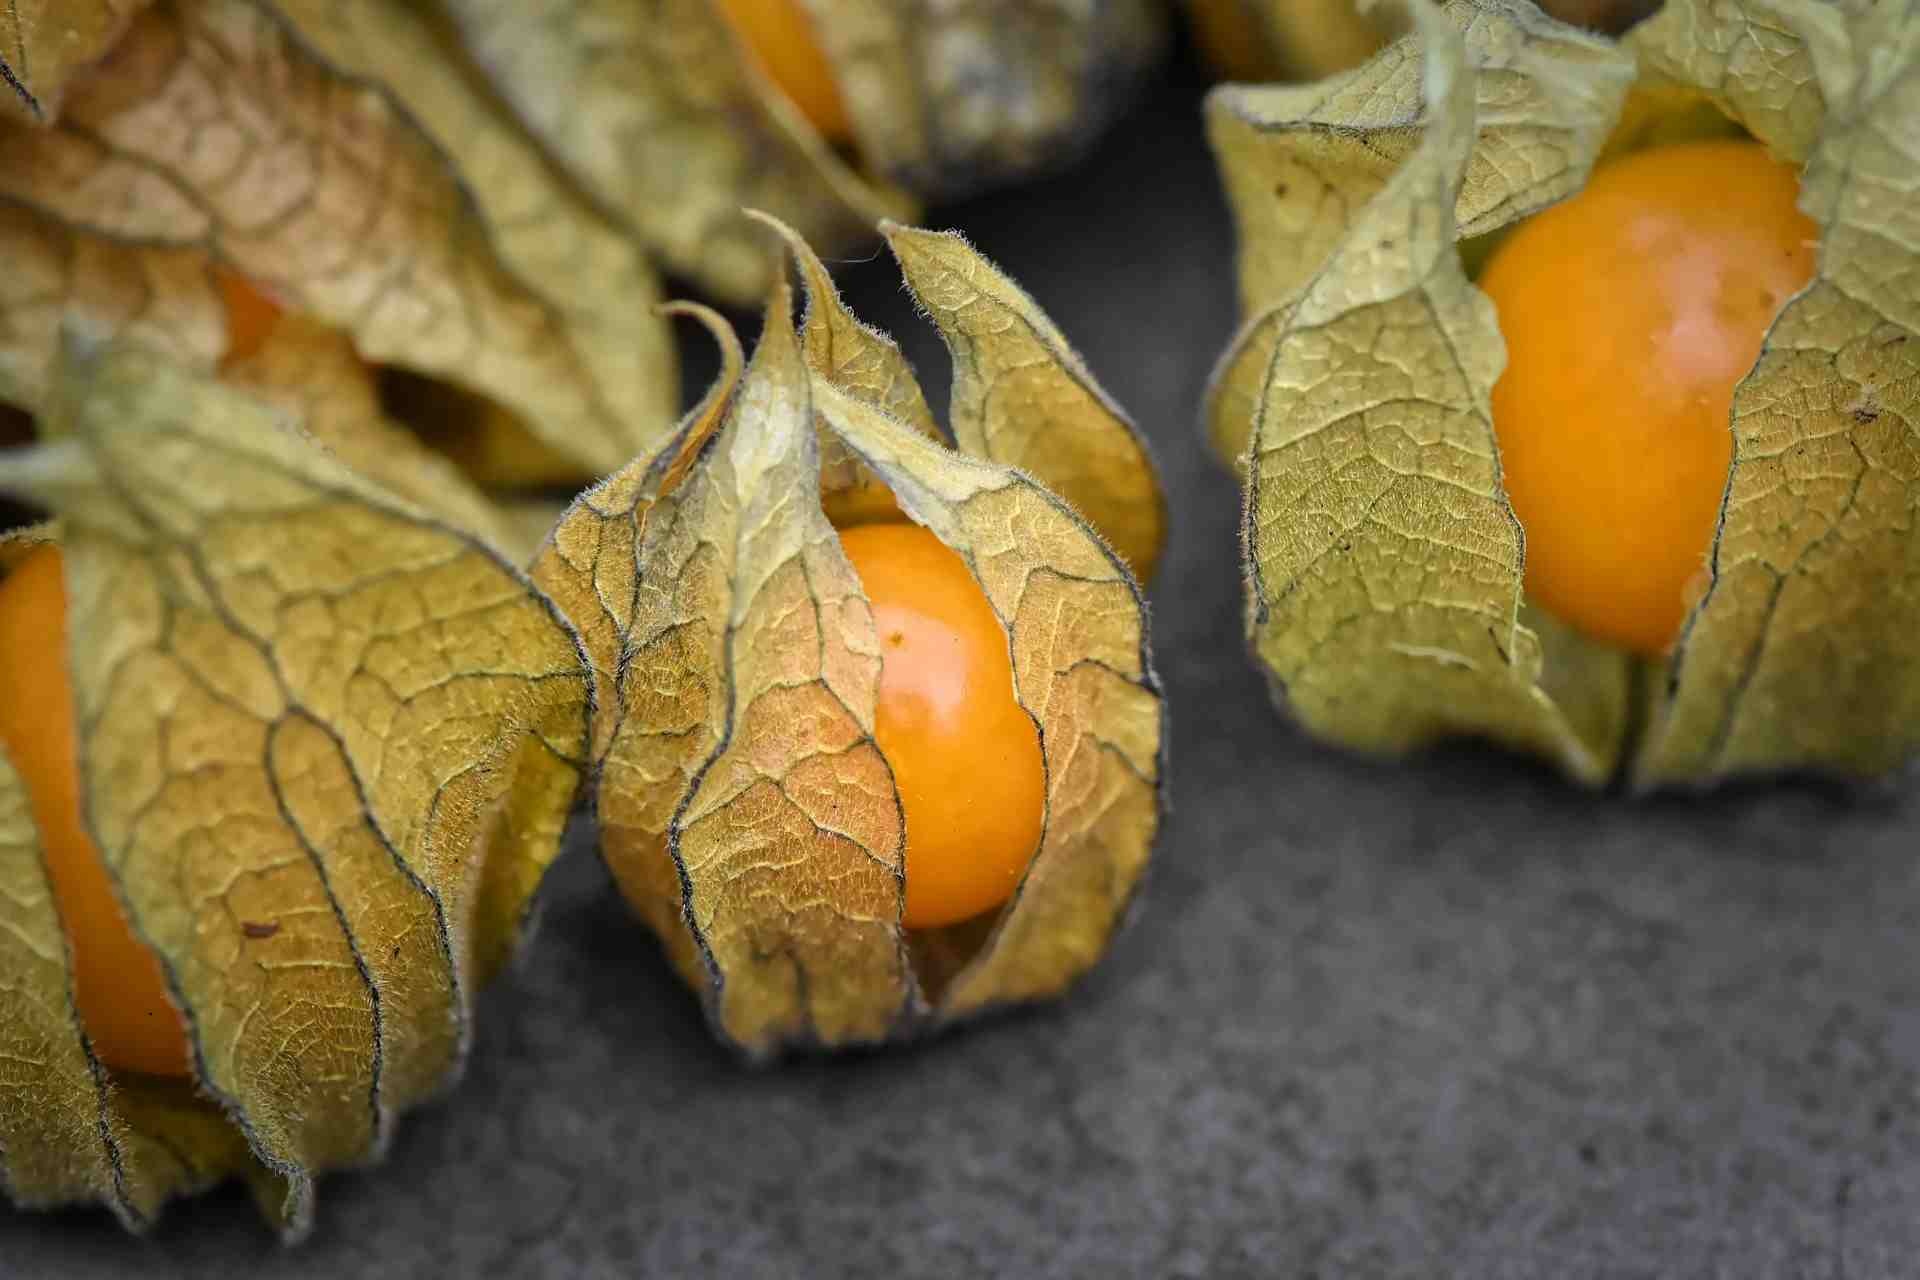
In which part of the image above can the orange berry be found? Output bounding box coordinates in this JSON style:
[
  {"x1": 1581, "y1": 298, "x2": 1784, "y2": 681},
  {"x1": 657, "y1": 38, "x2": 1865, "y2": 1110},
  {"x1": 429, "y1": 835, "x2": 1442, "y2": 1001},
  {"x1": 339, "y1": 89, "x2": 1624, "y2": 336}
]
[
  {"x1": 839, "y1": 523, "x2": 1044, "y2": 929},
  {"x1": 821, "y1": 476, "x2": 905, "y2": 528},
  {"x1": 0, "y1": 546, "x2": 190, "y2": 1077},
  {"x1": 717, "y1": 0, "x2": 852, "y2": 142},
  {"x1": 217, "y1": 268, "x2": 282, "y2": 365},
  {"x1": 1480, "y1": 139, "x2": 1817, "y2": 656}
]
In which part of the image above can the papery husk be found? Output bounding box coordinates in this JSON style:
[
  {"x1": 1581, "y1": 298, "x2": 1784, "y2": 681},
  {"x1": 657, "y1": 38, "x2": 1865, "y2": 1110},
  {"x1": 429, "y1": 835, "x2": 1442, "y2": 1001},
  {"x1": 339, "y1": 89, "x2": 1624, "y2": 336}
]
[
  {"x1": 0, "y1": 200, "x2": 523, "y2": 552},
  {"x1": 1205, "y1": 0, "x2": 1920, "y2": 788},
  {"x1": 0, "y1": 715, "x2": 294, "y2": 1226},
  {"x1": 0, "y1": 340, "x2": 589, "y2": 1236},
  {"x1": 1628, "y1": 0, "x2": 1920, "y2": 785},
  {"x1": 880, "y1": 222, "x2": 1168, "y2": 584},
  {"x1": 535, "y1": 223, "x2": 1166, "y2": 1058},
  {"x1": 438, "y1": 0, "x2": 1163, "y2": 303},
  {"x1": 439, "y1": 0, "x2": 908, "y2": 308},
  {"x1": 4, "y1": 1, "x2": 1160, "y2": 361},
  {"x1": 0, "y1": 2, "x2": 153, "y2": 124},
  {"x1": 0, "y1": 0, "x2": 677, "y2": 491},
  {"x1": 750, "y1": 211, "x2": 1168, "y2": 583}
]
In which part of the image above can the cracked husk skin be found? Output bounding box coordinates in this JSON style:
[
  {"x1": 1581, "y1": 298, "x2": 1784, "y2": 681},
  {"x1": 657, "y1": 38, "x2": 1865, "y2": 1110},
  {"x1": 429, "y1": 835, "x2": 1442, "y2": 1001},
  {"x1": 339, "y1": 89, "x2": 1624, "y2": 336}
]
[
  {"x1": 2, "y1": 2, "x2": 1163, "y2": 306},
  {"x1": 1206, "y1": 0, "x2": 1920, "y2": 788},
  {"x1": 534, "y1": 222, "x2": 1167, "y2": 1059},
  {"x1": 0, "y1": 0, "x2": 1164, "y2": 503},
  {"x1": 0, "y1": 0, "x2": 677, "y2": 495},
  {"x1": 0, "y1": 345, "x2": 590, "y2": 1238},
  {"x1": 0, "y1": 0, "x2": 1169, "y2": 1236},
  {"x1": 428, "y1": 0, "x2": 1163, "y2": 302}
]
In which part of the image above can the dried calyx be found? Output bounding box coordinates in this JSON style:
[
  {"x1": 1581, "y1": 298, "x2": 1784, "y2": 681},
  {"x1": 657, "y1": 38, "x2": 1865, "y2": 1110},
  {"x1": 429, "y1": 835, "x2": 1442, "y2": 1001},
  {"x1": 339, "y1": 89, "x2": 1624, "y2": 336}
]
[
  {"x1": 0, "y1": 342, "x2": 590, "y2": 1238},
  {"x1": 0, "y1": 1, "x2": 1176, "y2": 1236},
  {"x1": 0, "y1": 1, "x2": 683, "y2": 551},
  {"x1": 1205, "y1": 0, "x2": 1920, "y2": 788},
  {"x1": 536, "y1": 217, "x2": 1168, "y2": 1058},
  {"x1": 0, "y1": 0, "x2": 1164, "y2": 313}
]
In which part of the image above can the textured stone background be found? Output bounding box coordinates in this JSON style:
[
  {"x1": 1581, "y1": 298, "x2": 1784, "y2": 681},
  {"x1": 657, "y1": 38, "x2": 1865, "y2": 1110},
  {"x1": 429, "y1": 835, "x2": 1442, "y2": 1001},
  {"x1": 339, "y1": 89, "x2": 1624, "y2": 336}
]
[{"x1": 7, "y1": 49, "x2": 1920, "y2": 1280}]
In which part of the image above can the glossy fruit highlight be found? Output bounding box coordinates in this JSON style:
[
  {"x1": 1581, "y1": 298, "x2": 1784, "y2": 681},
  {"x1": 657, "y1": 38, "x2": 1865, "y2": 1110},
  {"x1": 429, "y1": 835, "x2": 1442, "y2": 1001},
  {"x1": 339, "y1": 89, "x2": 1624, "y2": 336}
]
[
  {"x1": 1480, "y1": 139, "x2": 1817, "y2": 655},
  {"x1": 839, "y1": 522, "x2": 1044, "y2": 929}
]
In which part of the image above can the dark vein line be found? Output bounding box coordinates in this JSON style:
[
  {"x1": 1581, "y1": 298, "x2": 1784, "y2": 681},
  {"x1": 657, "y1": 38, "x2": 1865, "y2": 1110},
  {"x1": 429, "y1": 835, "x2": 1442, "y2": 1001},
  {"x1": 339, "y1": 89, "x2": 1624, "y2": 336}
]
[
  {"x1": 261, "y1": 718, "x2": 387, "y2": 1152},
  {"x1": 1, "y1": 0, "x2": 38, "y2": 122},
  {"x1": 0, "y1": 54, "x2": 37, "y2": 121}
]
